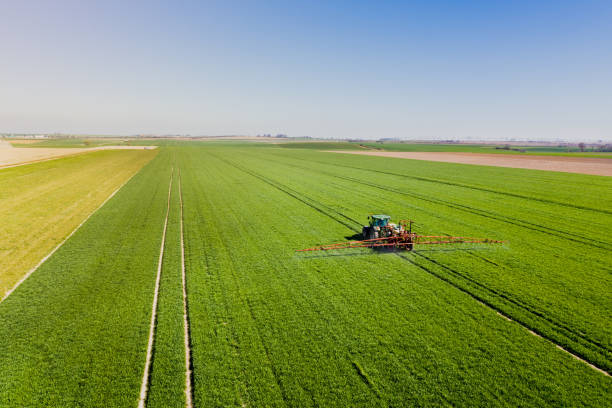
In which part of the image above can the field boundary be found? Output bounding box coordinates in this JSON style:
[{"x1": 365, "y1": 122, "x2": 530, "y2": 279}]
[
  {"x1": 0, "y1": 168, "x2": 141, "y2": 304},
  {"x1": 138, "y1": 169, "x2": 173, "y2": 408},
  {"x1": 179, "y1": 171, "x2": 194, "y2": 408}
]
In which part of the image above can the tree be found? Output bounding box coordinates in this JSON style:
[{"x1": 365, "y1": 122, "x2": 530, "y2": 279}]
[{"x1": 578, "y1": 142, "x2": 586, "y2": 152}]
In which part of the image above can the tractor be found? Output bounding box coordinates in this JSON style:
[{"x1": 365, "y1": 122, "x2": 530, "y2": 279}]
[{"x1": 298, "y1": 215, "x2": 503, "y2": 252}]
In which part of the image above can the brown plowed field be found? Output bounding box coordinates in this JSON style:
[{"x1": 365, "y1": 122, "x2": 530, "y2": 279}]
[{"x1": 328, "y1": 151, "x2": 612, "y2": 176}]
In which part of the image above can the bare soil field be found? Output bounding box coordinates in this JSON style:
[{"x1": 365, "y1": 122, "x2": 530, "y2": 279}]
[
  {"x1": 328, "y1": 150, "x2": 612, "y2": 176},
  {"x1": 0, "y1": 145, "x2": 157, "y2": 168},
  {"x1": 6, "y1": 139, "x2": 42, "y2": 145}
]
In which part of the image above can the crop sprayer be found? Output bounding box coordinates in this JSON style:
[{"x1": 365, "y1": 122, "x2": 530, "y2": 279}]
[{"x1": 297, "y1": 215, "x2": 504, "y2": 252}]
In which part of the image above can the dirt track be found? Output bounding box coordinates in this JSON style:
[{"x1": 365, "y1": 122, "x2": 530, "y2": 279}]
[
  {"x1": 138, "y1": 170, "x2": 173, "y2": 408},
  {"x1": 0, "y1": 145, "x2": 157, "y2": 168},
  {"x1": 328, "y1": 151, "x2": 612, "y2": 176}
]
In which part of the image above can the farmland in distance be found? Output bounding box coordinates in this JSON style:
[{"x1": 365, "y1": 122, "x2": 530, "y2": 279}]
[
  {"x1": 0, "y1": 143, "x2": 609, "y2": 406},
  {"x1": 276, "y1": 140, "x2": 612, "y2": 158}
]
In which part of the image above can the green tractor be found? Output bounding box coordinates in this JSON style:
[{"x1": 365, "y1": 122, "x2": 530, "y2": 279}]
[{"x1": 362, "y1": 214, "x2": 393, "y2": 240}]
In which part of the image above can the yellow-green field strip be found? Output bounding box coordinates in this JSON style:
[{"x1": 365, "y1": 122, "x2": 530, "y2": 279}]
[
  {"x1": 0, "y1": 145, "x2": 158, "y2": 170},
  {"x1": 0, "y1": 151, "x2": 99, "y2": 170},
  {"x1": 138, "y1": 169, "x2": 173, "y2": 408},
  {"x1": 0, "y1": 168, "x2": 141, "y2": 305},
  {"x1": 180, "y1": 172, "x2": 194, "y2": 408},
  {"x1": 0, "y1": 149, "x2": 158, "y2": 298}
]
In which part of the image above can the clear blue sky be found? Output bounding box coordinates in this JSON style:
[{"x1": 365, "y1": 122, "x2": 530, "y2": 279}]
[{"x1": 1, "y1": 0, "x2": 610, "y2": 141}]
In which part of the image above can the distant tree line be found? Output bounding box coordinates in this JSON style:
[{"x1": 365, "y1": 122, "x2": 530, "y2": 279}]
[{"x1": 575, "y1": 143, "x2": 612, "y2": 152}]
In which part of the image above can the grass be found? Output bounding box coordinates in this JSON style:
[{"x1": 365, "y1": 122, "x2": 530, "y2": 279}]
[
  {"x1": 0, "y1": 143, "x2": 609, "y2": 406},
  {"x1": 0, "y1": 149, "x2": 157, "y2": 298}
]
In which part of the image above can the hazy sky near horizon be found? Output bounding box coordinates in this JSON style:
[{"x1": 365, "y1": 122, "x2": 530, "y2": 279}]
[{"x1": 1, "y1": 1, "x2": 611, "y2": 140}]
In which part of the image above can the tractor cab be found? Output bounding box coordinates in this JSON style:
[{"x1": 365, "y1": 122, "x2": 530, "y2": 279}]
[
  {"x1": 363, "y1": 215, "x2": 392, "y2": 240},
  {"x1": 368, "y1": 214, "x2": 390, "y2": 228}
]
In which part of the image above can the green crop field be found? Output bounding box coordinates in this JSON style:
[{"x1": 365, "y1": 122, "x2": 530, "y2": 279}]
[{"x1": 0, "y1": 143, "x2": 609, "y2": 407}]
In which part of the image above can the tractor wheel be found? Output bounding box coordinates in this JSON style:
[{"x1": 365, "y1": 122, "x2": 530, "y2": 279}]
[
  {"x1": 362, "y1": 226, "x2": 370, "y2": 239},
  {"x1": 364, "y1": 227, "x2": 377, "y2": 240},
  {"x1": 406, "y1": 239, "x2": 414, "y2": 251}
]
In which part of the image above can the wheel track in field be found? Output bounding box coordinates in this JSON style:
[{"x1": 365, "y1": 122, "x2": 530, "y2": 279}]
[
  {"x1": 397, "y1": 252, "x2": 610, "y2": 376},
  {"x1": 419, "y1": 235, "x2": 612, "y2": 360},
  {"x1": 413, "y1": 252, "x2": 611, "y2": 364},
  {"x1": 211, "y1": 153, "x2": 362, "y2": 232},
  {"x1": 259, "y1": 154, "x2": 610, "y2": 250},
  {"x1": 269, "y1": 151, "x2": 612, "y2": 216},
  {"x1": 138, "y1": 168, "x2": 173, "y2": 408},
  {"x1": 178, "y1": 171, "x2": 194, "y2": 408},
  {"x1": 215, "y1": 154, "x2": 611, "y2": 375}
]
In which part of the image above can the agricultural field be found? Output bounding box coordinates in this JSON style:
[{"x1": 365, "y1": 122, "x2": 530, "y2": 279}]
[
  {"x1": 356, "y1": 142, "x2": 612, "y2": 156},
  {"x1": 10, "y1": 138, "x2": 132, "y2": 148},
  {"x1": 0, "y1": 149, "x2": 156, "y2": 298},
  {"x1": 0, "y1": 143, "x2": 610, "y2": 406},
  {"x1": 277, "y1": 141, "x2": 612, "y2": 158}
]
